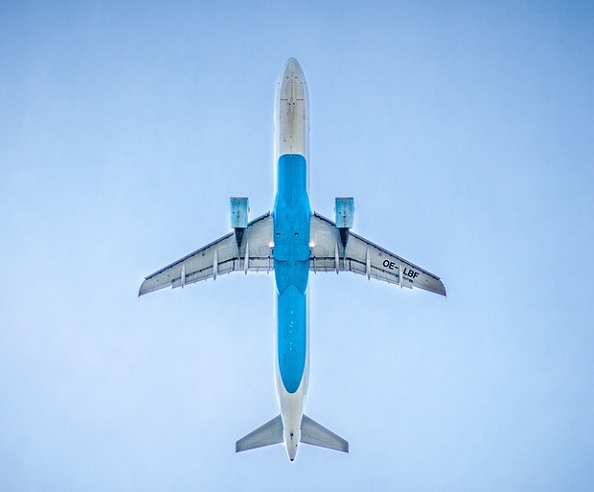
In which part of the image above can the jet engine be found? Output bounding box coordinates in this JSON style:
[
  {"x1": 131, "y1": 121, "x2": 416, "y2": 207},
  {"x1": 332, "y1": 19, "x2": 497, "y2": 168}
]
[
  {"x1": 335, "y1": 197, "x2": 354, "y2": 248},
  {"x1": 230, "y1": 197, "x2": 249, "y2": 247}
]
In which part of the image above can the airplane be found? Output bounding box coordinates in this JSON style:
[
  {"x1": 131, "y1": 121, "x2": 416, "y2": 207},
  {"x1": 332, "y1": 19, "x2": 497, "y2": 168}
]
[{"x1": 139, "y1": 58, "x2": 446, "y2": 462}]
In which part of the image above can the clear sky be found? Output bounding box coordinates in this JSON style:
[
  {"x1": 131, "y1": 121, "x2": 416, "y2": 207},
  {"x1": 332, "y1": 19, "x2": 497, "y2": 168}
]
[{"x1": 1, "y1": 1, "x2": 593, "y2": 490}]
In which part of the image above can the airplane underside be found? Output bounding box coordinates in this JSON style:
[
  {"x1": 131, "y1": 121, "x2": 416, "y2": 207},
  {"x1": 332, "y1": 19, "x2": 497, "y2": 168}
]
[{"x1": 139, "y1": 58, "x2": 445, "y2": 461}]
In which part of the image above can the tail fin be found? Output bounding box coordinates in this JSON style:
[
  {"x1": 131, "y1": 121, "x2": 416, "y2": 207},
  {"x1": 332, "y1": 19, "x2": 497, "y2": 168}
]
[
  {"x1": 236, "y1": 415, "x2": 283, "y2": 453},
  {"x1": 300, "y1": 415, "x2": 349, "y2": 453}
]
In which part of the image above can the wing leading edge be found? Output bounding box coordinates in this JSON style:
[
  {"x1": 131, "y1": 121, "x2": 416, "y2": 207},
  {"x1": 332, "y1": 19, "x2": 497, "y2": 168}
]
[
  {"x1": 309, "y1": 213, "x2": 446, "y2": 296},
  {"x1": 139, "y1": 213, "x2": 274, "y2": 296}
]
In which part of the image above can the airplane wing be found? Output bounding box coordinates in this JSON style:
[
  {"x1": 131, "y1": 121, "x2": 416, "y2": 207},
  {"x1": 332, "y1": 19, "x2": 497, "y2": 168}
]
[
  {"x1": 139, "y1": 213, "x2": 274, "y2": 296},
  {"x1": 309, "y1": 213, "x2": 446, "y2": 296}
]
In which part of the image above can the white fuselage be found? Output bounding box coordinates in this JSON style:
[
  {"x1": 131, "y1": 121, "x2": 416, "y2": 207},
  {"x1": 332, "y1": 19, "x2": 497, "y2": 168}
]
[{"x1": 273, "y1": 58, "x2": 310, "y2": 461}]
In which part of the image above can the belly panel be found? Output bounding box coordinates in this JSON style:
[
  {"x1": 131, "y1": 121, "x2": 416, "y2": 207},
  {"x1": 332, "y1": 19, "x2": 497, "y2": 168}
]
[{"x1": 277, "y1": 285, "x2": 307, "y2": 394}]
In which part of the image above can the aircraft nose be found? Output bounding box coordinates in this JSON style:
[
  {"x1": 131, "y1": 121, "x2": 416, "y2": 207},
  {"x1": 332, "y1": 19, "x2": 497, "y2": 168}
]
[
  {"x1": 283, "y1": 57, "x2": 304, "y2": 80},
  {"x1": 280, "y1": 57, "x2": 306, "y2": 99}
]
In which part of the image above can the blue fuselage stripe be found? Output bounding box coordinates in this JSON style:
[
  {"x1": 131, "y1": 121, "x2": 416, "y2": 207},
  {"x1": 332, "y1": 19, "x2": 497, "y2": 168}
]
[{"x1": 273, "y1": 154, "x2": 310, "y2": 394}]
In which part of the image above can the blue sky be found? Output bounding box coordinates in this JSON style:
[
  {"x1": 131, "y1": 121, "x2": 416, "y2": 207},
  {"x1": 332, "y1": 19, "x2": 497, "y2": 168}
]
[{"x1": 1, "y1": 1, "x2": 593, "y2": 490}]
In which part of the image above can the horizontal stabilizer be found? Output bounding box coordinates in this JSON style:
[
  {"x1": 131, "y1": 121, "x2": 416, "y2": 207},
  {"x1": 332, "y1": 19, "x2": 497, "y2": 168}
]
[
  {"x1": 236, "y1": 415, "x2": 283, "y2": 453},
  {"x1": 300, "y1": 415, "x2": 349, "y2": 453}
]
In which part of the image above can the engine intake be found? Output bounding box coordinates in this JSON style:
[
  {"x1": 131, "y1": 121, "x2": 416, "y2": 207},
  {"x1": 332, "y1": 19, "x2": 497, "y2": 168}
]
[
  {"x1": 335, "y1": 197, "x2": 354, "y2": 228},
  {"x1": 230, "y1": 197, "x2": 249, "y2": 247},
  {"x1": 335, "y1": 197, "x2": 354, "y2": 249}
]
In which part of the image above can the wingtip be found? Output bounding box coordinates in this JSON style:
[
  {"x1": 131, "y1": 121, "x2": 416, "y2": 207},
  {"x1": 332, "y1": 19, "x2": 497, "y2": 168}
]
[{"x1": 138, "y1": 279, "x2": 149, "y2": 297}]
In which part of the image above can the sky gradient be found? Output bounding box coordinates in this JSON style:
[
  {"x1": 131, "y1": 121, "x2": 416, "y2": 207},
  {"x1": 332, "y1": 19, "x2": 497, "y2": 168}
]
[{"x1": 1, "y1": 1, "x2": 593, "y2": 490}]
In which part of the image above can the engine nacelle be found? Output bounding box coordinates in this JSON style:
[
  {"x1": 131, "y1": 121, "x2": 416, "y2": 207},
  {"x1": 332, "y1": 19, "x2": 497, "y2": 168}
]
[
  {"x1": 230, "y1": 197, "x2": 249, "y2": 228},
  {"x1": 335, "y1": 197, "x2": 354, "y2": 228},
  {"x1": 335, "y1": 197, "x2": 354, "y2": 248},
  {"x1": 230, "y1": 197, "x2": 249, "y2": 247}
]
